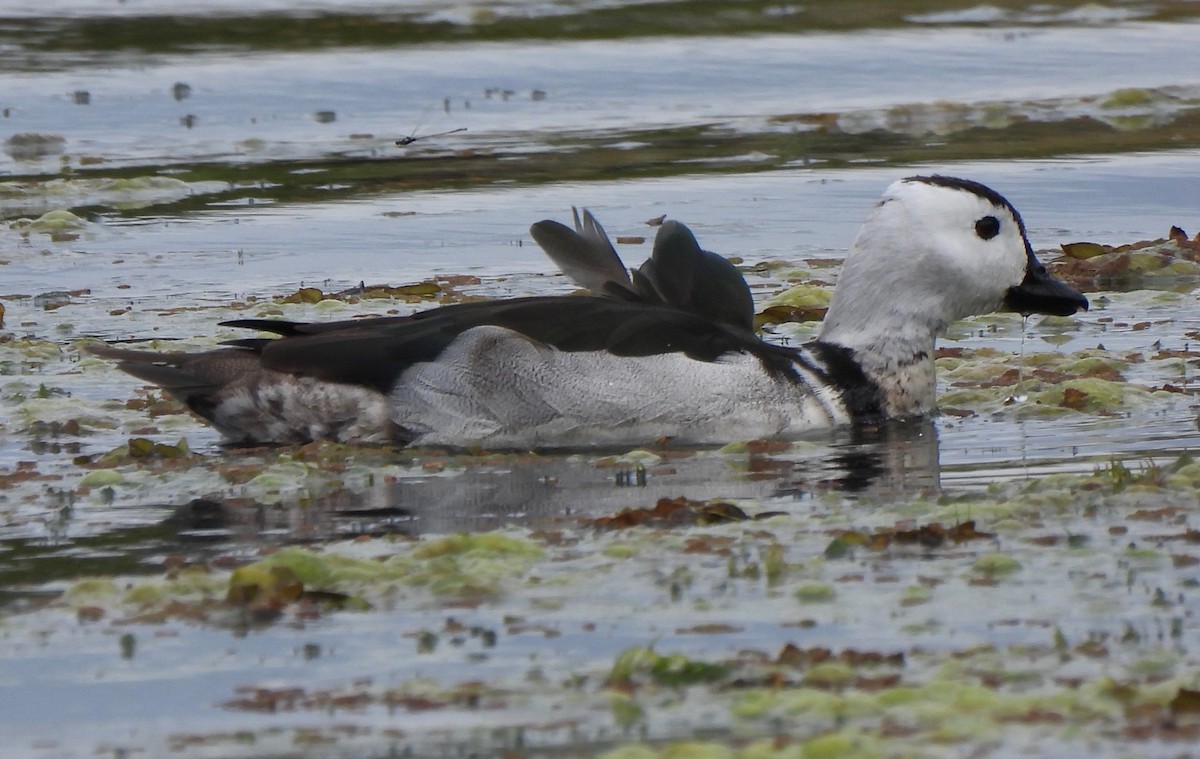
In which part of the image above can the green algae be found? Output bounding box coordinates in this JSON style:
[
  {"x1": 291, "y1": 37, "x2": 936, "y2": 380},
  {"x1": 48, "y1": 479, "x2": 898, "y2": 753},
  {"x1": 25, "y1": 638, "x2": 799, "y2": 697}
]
[
  {"x1": 603, "y1": 543, "x2": 641, "y2": 559},
  {"x1": 607, "y1": 690, "x2": 647, "y2": 729},
  {"x1": 936, "y1": 344, "x2": 1167, "y2": 417},
  {"x1": 972, "y1": 553, "x2": 1022, "y2": 576},
  {"x1": 1102, "y1": 88, "x2": 1166, "y2": 109},
  {"x1": 10, "y1": 468, "x2": 1200, "y2": 757},
  {"x1": 224, "y1": 534, "x2": 546, "y2": 600},
  {"x1": 237, "y1": 546, "x2": 385, "y2": 589},
  {"x1": 794, "y1": 582, "x2": 837, "y2": 603},
  {"x1": 900, "y1": 585, "x2": 934, "y2": 606},
  {"x1": 1032, "y1": 377, "x2": 1144, "y2": 413},
  {"x1": 409, "y1": 532, "x2": 544, "y2": 560},
  {"x1": 804, "y1": 661, "x2": 856, "y2": 688},
  {"x1": 384, "y1": 533, "x2": 545, "y2": 597},
  {"x1": 767, "y1": 285, "x2": 833, "y2": 309},
  {"x1": 801, "y1": 731, "x2": 881, "y2": 759},
  {"x1": 78, "y1": 468, "x2": 124, "y2": 487},
  {"x1": 609, "y1": 646, "x2": 730, "y2": 688},
  {"x1": 719, "y1": 668, "x2": 1142, "y2": 757},
  {"x1": 10, "y1": 209, "x2": 87, "y2": 232},
  {"x1": 62, "y1": 577, "x2": 120, "y2": 604}
]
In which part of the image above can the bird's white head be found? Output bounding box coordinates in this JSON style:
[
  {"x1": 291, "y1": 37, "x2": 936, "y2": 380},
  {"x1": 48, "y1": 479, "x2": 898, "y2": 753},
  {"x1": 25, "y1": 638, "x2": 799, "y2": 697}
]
[{"x1": 819, "y1": 175, "x2": 1087, "y2": 352}]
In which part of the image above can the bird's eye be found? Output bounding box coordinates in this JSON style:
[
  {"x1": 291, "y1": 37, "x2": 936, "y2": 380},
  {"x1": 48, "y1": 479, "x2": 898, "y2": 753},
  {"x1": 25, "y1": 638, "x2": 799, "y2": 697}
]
[{"x1": 975, "y1": 215, "x2": 1001, "y2": 240}]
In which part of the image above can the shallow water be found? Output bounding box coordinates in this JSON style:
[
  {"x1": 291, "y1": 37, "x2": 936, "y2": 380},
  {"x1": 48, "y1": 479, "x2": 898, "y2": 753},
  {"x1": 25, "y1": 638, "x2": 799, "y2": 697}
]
[{"x1": 3, "y1": 2, "x2": 1200, "y2": 757}]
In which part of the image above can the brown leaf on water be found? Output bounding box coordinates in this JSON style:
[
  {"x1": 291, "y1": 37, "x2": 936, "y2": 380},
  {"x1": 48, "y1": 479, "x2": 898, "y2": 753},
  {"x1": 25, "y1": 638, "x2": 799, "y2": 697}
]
[
  {"x1": 946, "y1": 520, "x2": 994, "y2": 542},
  {"x1": 856, "y1": 673, "x2": 903, "y2": 690},
  {"x1": 372, "y1": 281, "x2": 441, "y2": 298},
  {"x1": 1129, "y1": 506, "x2": 1184, "y2": 522},
  {"x1": 999, "y1": 708, "x2": 1066, "y2": 725},
  {"x1": 695, "y1": 501, "x2": 752, "y2": 524},
  {"x1": 587, "y1": 497, "x2": 751, "y2": 529},
  {"x1": 1060, "y1": 387, "x2": 1090, "y2": 411},
  {"x1": 776, "y1": 643, "x2": 904, "y2": 668},
  {"x1": 676, "y1": 623, "x2": 744, "y2": 635},
  {"x1": 843, "y1": 649, "x2": 905, "y2": 667},
  {"x1": 1169, "y1": 687, "x2": 1200, "y2": 715},
  {"x1": 222, "y1": 686, "x2": 306, "y2": 713},
  {"x1": 755, "y1": 304, "x2": 827, "y2": 328},
  {"x1": 682, "y1": 535, "x2": 736, "y2": 554},
  {"x1": 893, "y1": 523, "x2": 947, "y2": 548},
  {"x1": 76, "y1": 606, "x2": 104, "y2": 623},
  {"x1": 745, "y1": 439, "x2": 792, "y2": 455},
  {"x1": 505, "y1": 622, "x2": 560, "y2": 638},
  {"x1": 776, "y1": 643, "x2": 805, "y2": 666},
  {"x1": 1124, "y1": 701, "x2": 1200, "y2": 742},
  {"x1": 826, "y1": 521, "x2": 990, "y2": 556},
  {"x1": 382, "y1": 694, "x2": 449, "y2": 712}
]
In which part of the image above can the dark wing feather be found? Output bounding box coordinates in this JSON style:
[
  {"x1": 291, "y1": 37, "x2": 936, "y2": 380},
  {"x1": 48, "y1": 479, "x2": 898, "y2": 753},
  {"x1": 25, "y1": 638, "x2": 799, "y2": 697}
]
[
  {"x1": 632, "y1": 221, "x2": 756, "y2": 332},
  {"x1": 529, "y1": 212, "x2": 755, "y2": 333},
  {"x1": 86, "y1": 344, "x2": 262, "y2": 405},
  {"x1": 529, "y1": 209, "x2": 636, "y2": 296},
  {"x1": 219, "y1": 319, "x2": 307, "y2": 337},
  {"x1": 225, "y1": 296, "x2": 777, "y2": 393}
]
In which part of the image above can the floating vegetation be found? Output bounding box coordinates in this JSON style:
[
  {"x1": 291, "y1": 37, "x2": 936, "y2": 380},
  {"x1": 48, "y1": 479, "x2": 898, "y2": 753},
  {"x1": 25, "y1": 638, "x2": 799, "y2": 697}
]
[
  {"x1": 4, "y1": 433, "x2": 1200, "y2": 756},
  {"x1": 1054, "y1": 227, "x2": 1200, "y2": 290},
  {"x1": 586, "y1": 496, "x2": 778, "y2": 529},
  {"x1": 4, "y1": 132, "x2": 65, "y2": 161},
  {"x1": 0, "y1": 175, "x2": 231, "y2": 218}
]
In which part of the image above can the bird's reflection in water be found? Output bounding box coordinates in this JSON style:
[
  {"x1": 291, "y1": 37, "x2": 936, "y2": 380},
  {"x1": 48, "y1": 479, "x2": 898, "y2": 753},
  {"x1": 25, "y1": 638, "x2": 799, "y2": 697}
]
[
  {"x1": 335, "y1": 418, "x2": 940, "y2": 536},
  {"x1": 163, "y1": 419, "x2": 942, "y2": 543},
  {"x1": 801, "y1": 417, "x2": 940, "y2": 498}
]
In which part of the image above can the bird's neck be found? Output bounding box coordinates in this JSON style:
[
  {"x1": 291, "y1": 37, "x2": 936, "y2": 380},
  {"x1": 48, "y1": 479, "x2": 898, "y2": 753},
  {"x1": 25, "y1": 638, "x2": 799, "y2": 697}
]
[{"x1": 813, "y1": 326, "x2": 940, "y2": 419}]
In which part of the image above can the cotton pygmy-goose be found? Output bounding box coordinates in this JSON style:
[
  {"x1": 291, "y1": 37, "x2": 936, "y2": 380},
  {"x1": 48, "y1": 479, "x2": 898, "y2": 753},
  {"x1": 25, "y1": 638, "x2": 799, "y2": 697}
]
[{"x1": 90, "y1": 176, "x2": 1088, "y2": 448}]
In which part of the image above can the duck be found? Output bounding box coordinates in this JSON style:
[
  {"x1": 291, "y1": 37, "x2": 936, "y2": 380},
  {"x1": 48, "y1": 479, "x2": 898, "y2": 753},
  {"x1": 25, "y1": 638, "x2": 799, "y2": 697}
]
[{"x1": 89, "y1": 175, "x2": 1088, "y2": 448}]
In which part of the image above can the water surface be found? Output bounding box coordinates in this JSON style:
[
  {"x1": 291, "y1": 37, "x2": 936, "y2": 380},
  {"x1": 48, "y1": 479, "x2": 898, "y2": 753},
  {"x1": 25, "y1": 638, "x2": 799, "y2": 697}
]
[{"x1": 3, "y1": 2, "x2": 1200, "y2": 757}]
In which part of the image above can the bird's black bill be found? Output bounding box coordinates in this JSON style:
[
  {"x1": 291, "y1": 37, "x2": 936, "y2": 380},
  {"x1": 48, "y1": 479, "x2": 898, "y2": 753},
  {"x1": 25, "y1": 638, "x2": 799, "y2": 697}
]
[{"x1": 1004, "y1": 252, "x2": 1089, "y2": 317}]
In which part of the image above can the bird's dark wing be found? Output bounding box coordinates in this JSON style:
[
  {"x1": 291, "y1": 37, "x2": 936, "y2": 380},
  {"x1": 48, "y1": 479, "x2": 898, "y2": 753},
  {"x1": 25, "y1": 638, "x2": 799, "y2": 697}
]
[
  {"x1": 529, "y1": 212, "x2": 756, "y2": 331},
  {"x1": 631, "y1": 221, "x2": 756, "y2": 332},
  {"x1": 215, "y1": 213, "x2": 767, "y2": 393},
  {"x1": 221, "y1": 296, "x2": 777, "y2": 393}
]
